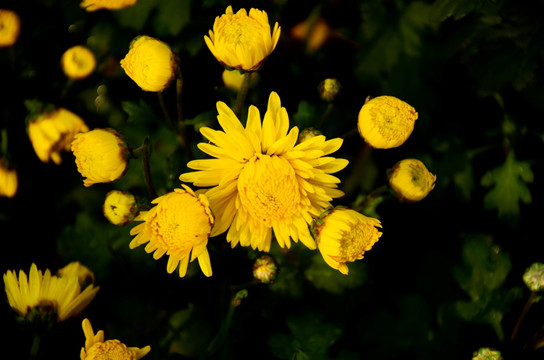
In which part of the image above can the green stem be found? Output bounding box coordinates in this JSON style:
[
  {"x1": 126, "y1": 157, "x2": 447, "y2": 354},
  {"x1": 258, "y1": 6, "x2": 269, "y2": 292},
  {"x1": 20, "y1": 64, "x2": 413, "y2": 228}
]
[
  {"x1": 511, "y1": 291, "x2": 537, "y2": 343},
  {"x1": 30, "y1": 334, "x2": 41, "y2": 359},
  {"x1": 318, "y1": 102, "x2": 334, "y2": 129},
  {"x1": 354, "y1": 185, "x2": 389, "y2": 212},
  {"x1": 233, "y1": 72, "x2": 252, "y2": 118},
  {"x1": 175, "y1": 72, "x2": 192, "y2": 160},
  {"x1": 158, "y1": 91, "x2": 174, "y2": 129},
  {"x1": 133, "y1": 137, "x2": 158, "y2": 200},
  {"x1": 340, "y1": 127, "x2": 360, "y2": 140}
]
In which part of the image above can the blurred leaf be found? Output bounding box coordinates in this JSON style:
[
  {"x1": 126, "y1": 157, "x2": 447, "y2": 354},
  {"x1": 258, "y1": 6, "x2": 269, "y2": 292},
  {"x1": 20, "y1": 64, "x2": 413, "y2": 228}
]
[
  {"x1": 114, "y1": 0, "x2": 157, "y2": 31},
  {"x1": 305, "y1": 253, "x2": 367, "y2": 294},
  {"x1": 430, "y1": 0, "x2": 488, "y2": 22},
  {"x1": 153, "y1": 0, "x2": 191, "y2": 37},
  {"x1": 481, "y1": 151, "x2": 533, "y2": 220},
  {"x1": 268, "y1": 312, "x2": 342, "y2": 360},
  {"x1": 292, "y1": 100, "x2": 321, "y2": 129}
]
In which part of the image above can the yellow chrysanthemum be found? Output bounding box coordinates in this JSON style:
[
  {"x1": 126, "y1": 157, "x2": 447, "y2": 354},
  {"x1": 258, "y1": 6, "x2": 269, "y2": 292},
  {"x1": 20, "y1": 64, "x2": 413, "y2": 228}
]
[
  {"x1": 129, "y1": 185, "x2": 214, "y2": 278},
  {"x1": 0, "y1": 158, "x2": 17, "y2": 198},
  {"x1": 120, "y1": 35, "x2": 176, "y2": 92},
  {"x1": 3, "y1": 263, "x2": 99, "y2": 322},
  {"x1": 180, "y1": 91, "x2": 348, "y2": 252},
  {"x1": 71, "y1": 128, "x2": 129, "y2": 187},
  {"x1": 357, "y1": 95, "x2": 418, "y2": 149},
  {"x1": 387, "y1": 158, "x2": 436, "y2": 202},
  {"x1": 80, "y1": 0, "x2": 138, "y2": 12},
  {"x1": 80, "y1": 318, "x2": 150, "y2": 360},
  {"x1": 61, "y1": 45, "x2": 96, "y2": 80},
  {"x1": 103, "y1": 190, "x2": 138, "y2": 226},
  {"x1": 205, "y1": 6, "x2": 281, "y2": 72},
  {"x1": 28, "y1": 108, "x2": 89, "y2": 165},
  {"x1": 311, "y1": 207, "x2": 382, "y2": 275},
  {"x1": 0, "y1": 9, "x2": 21, "y2": 48}
]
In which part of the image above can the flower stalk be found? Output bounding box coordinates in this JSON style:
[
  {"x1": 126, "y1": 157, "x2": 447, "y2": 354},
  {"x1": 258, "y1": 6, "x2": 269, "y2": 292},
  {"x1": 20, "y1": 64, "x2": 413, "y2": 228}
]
[
  {"x1": 233, "y1": 71, "x2": 252, "y2": 118},
  {"x1": 132, "y1": 137, "x2": 158, "y2": 199}
]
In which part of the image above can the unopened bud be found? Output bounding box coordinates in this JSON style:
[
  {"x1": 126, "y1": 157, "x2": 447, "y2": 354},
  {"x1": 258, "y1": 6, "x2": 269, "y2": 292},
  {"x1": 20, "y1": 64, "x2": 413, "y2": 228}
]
[
  {"x1": 252, "y1": 255, "x2": 279, "y2": 284},
  {"x1": 318, "y1": 78, "x2": 341, "y2": 102}
]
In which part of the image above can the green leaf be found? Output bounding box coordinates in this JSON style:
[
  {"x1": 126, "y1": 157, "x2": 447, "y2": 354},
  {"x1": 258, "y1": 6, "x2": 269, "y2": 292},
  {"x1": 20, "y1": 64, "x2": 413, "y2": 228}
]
[
  {"x1": 305, "y1": 253, "x2": 367, "y2": 294},
  {"x1": 153, "y1": 0, "x2": 191, "y2": 37},
  {"x1": 481, "y1": 151, "x2": 533, "y2": 220},
  {"x1": 114, "y1": 0, "x2": 157, "y2": 31},
  {"x1": 430, "y1": 0, "x2": 488, "y2": 22}
]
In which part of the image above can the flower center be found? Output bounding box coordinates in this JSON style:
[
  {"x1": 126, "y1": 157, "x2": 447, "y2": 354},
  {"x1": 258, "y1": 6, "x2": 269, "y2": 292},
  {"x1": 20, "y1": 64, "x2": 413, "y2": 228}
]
[
  {"x1": 221, "y1": 15, "x2": 264, "y2": 48},
  {"x1": 338, "y1": 221, "x2": 377, "y2": 262},
  {"x1": 85, "y1": 340, "x2": 135, "y2": 360},
  {"x1": 238, "y1": 155, "x2": 301, "y2": 227}
]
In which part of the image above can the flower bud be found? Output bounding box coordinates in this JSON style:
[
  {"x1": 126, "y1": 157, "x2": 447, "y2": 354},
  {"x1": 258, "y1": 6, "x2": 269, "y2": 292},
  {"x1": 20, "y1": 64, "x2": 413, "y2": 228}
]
[
  {"x1": 252, "y1": 255, "x2": 279, "y2": 284},
  {"x1": 80, "y1": 0, "x2": 138, "y2": 12},
  {"x1": 387, "y1": 158, "x2": 436, "y2": 202},
  {"x1": 357, "y1": 95, "x2": 418, "y2": 149},
  {"x1": 61, "y1": 45, "x2": 96, "y2": 80},
  {"x1": 57, "y1": 261, "x2": 95, "y2": 287},
  {"x1": 298, "y1": 127, "x2": 322, "y2": 144},
  {"x1": 318, "y1": 78, "x2": 341, "y2": 102},
  {"x1": 103, "y1": 190, "x2": 138, "y2": 226},
  {"x1": 0, "y1": 158, "x2": 17, "y2": 198},
  {"x1": 0, "y1": 9, "x2": 21, "y2": 48},
  {"x1": 523, "y1": 262, "x2": 544, "y2": 292},
  {"x1": 120, "y1": 35, "x2": 176, "y2": 92},
  {"x1": 222, "y1": 69, "x2": 258, "y2": 92},
  {"x1": 71, "y1": 128, "x2": 130, "y2": 187},
  {"x1": 472, "y1": 348, "x2": 502, "y2": 360}
]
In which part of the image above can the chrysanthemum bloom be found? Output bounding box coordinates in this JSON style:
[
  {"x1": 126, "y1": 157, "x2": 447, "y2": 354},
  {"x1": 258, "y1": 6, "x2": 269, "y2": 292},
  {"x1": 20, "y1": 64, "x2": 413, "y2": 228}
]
[
  {"x1": 357, "y1": 95, "x2": 418, "y2": 149},
  {"x1": 80, "y1": 318, "x2": 150, "y2": 360},
  {"x1": 311, "y1": 207, "x2": 382, "y2": 275},
  {"x1": 523, "y1": 262, "x2": 544, "y2": 292},
  {"x1": 61, "y1": 45, "x2": 96, "y2": 80},
  {"x1": 205, "y1": 6, "x2": 281, "y2": 72},
  {"x1": 3, "y1": 263, "x2": 99, "y2": 322},
  {"x1": 80, "y1": 0, "x2": 138, "y2": 12},
  {"x1": 180, "y1": 91, "x2": 348, "y2": 252},
  {"x1": 129, "y1": 185, "x2": 214, "y2": 277},
  {"x1": 71, "y1": 128, "x2": 130, "y2": 187},
  {"x1": 0, "y1": 9, "x2": 21, "y2": 48},
  {"x1": 387, "y1": 158, "x2": 436, "y2": 202},
  {"x1": 120, "y1": 35, "x2": 176, "y2": 92},
  {"x1": 222, "y1": 69, "x2": 258, "y2": 92},
  {"x1": 472, "y1": 347, "x2": 503, "y2": 360},
  {"x1": 0, "y1": 158, "x2": 17, "y2": 198},
  {"x1": 103, "y1": 190, "x2": 138, "y2": 226},
  {"x1": 253, "y1": 254, "x2": 279, "y2": 284},
  {"x1": 28, "y1": 108, "x2": 89, "y2": 165}
]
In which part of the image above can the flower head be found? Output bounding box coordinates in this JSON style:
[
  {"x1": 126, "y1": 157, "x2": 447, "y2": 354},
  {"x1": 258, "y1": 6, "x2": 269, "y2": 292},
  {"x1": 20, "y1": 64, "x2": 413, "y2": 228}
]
[
  {"x1": 357, "y1": 95, "x2": 418, "y2": 149},
  {"x1": 472, "y1": 347, "x2": 503, "y2": 360},
  {"x1": 523, "y1": 262, "x2": 544, "y2": 292},
  {"x1": 28, "y1": 107, "x2": 89, "y2": 165},
  {"x1": 80, "y1": 318, "x2": 150, "y2": 360},
  {"x1": 61, "y1": 45, "x2": 96, "y2": 80},
  {"x1": 311, "y1": 207, "x2": 382, "y2": 275},
  {"x1": 129, "y1": 185, "x2": 214, "y2": 278},
  {"x1": 80, "y1": 0, "x2": 138, "y2": 12},
  {"x1": 0, "y1": 9, "x2": 21, "y2": 48},
  {"x1": 180, "y1": 91, "x2": 348, "y2": 252},
  {"x1": 103, "y1": 190, "x2": 138, "y2": 226},
  {"x1": 387, "y1": 158, "x2": 436, "y2": 202},
  {"x1": 253, "y1": 255, "x2": 279, "y2": 284},
  {"x1": 205, "y1": 6, "x2": 281, "y2": 72},
  {"x1": 0, "y1": 157, "x2": 17, "y2": 198},
  {"x1": 120, "y1": 35, "x2": 176, "y2": 92},
  {"x1": 71, "y1": 128, "x2": 130, "y2": 187},
  {"x1": 3, "y1": 263, "x2": 99, "y2": 323}
]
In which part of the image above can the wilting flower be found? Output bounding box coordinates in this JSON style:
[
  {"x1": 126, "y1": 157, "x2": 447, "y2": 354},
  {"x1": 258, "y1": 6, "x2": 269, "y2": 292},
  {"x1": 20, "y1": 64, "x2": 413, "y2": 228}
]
[
  {"x1": 523, "y1": 262, "x2": 544, "y2": 292},
  {"x1": 472, "y1": 347, "x2": 502, "y2": 360},
  {"x1": 205, "y1": 6, "x2": 281, "y2": 72},
  {"x1": 222, "y1": 69, "x2": 258, "y2": 92},
  {"x1": 71, "y1": 128, "x2": 129, "y2": 187},
  {"x1": 120, "y1": 35, "x2": 176, "y2": 92},
  {"x1": 0, "y1": 9, "x2": 21, "y2": 48},
  {"x1": 129, "y1": 185, "x2": 214, "y2": 278},
  {"x1": 3, "y1": 262, "x2": 99, "y2": 323},
  {"x1": 253, "y1": 255, "x2": 279, "y2": 284},
  {"x1": 61, "y1": 45, "x2": 96, "y2": 80},
  {"x1": 180, "y1": 91, "x2": 348, "y2": 252},
  {"x1": 80, "y1": 318, "x2": 150, "y2": 360},
  {"x1": 28, "y1": 107, "x2": 89, "y2": 165},
  {"x1": 318, "y1": 78, "x2": 341, "y2": 103},
  {"x1": 0, "y1": 158, "x2": 17, "y2": 198},
  {"x1": 357, "y1": 95, "x2": 418, "y2": 149},
  {"x1": 311, "y1": 207, "x2": 382, "y2": 275},
  {"x1": 103, "y1": 190, "x2": 138, "y2": 226},
  {"x1": 80, "y1": 0, "x2": 138, "y2": 12},
  {"x1": 387, "y1": 158, "x2": 436, "y2": 202}
]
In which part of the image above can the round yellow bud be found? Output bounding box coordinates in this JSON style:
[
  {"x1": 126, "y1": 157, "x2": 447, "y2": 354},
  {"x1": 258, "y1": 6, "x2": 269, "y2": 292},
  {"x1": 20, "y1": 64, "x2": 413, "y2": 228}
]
[
  {"x1": 222, "y1": 69, "x2": 258, "y2": 92},
  {"x1": 28, "y1": 108, "x2": 89, "y2": 165},
  {"x1": 61, "y1": 45, "x2": 96, "y2": 80},
  {"x1": 0, "y1": 158, "x2": 17, "y2": 198},
  {"x1": 387, "y1": 158, "x2": 436, "y2": 202},
  {"x1": 357, "y1": 95, "x2": 418, "y2": 149},
  {"x1": 0, "y1": 9, "x2": 21, "y2": 48},
  {"x1": 298, "y1": 127, "x2": 322, "y2": 144},
  {"x1": 205, "y1": 6, "x2": 281, "y2": 72},
  {"x1": 523, "y1": 262, "x2": 544, "y2": 292},
  {"x1": 103, "y1": 190, "x2": 138, "y2": 226},
  {"x1": 80, "y1": 0, "x2": 138, "y2": 12},
  {"x1": 318, "y1": 78, "x2": 341, "y2": 102},
  {"x1": 120, "y1": 35, "x2": 176, "y2": 92},
  {"x1": 252, "y1": 255, "x2": 279, "y2": 284},
  {"x1": 71, "y1": 128, "x2": 129, "y2": 187}
]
